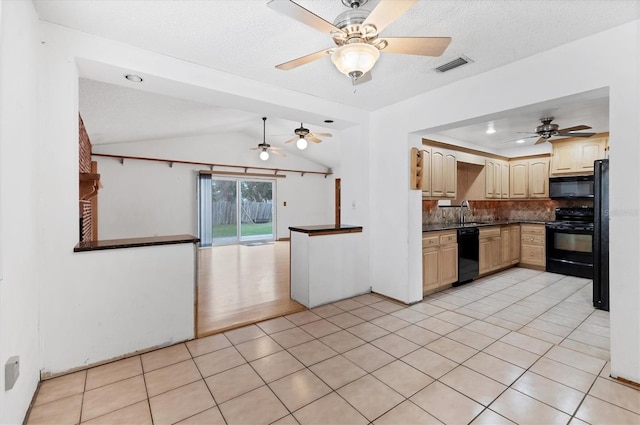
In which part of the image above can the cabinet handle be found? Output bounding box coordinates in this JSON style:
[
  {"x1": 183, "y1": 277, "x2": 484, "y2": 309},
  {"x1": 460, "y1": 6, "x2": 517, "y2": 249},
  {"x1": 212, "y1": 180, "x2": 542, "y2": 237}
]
[
  {"x1": 529, "y1": 253, "x2": 534, "y2": 257},
  {"x1": 530, "y1": 238, "x2": 534, "y2": 242}
]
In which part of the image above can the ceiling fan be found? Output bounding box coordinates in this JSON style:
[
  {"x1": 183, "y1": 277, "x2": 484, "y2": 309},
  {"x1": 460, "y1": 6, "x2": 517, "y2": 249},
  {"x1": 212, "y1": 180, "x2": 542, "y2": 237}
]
[
  {"x1": 506, "y1": 117, "x2": 596, "y2": 145},
  {"x1": 267, "y1": 0, "x2": 452, "y2": 84},
  {"x1": 250, "y1": 117, "x2": 285, "y2": 160},
  {"x1": 284, "y1": 123, "x2": 332, "y2": 150}
]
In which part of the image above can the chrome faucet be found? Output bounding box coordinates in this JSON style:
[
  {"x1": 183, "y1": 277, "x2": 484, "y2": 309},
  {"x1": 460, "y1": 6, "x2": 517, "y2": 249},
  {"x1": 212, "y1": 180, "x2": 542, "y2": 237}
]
[{"x1": 460, "y1": 200, "x2": 471, "y2": 224}]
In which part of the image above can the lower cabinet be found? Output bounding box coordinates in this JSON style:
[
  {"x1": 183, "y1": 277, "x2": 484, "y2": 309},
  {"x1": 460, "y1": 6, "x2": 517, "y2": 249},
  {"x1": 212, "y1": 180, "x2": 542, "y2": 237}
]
[
  {"x1": 480, "y1": 225, "x2": 521, "y2": 275},
  {"x1": 520, "y1": 224, "x2": 545, "y2": 268},
  {"x1": 422, "y1": 230, "x2": 458, "y2": 295}
]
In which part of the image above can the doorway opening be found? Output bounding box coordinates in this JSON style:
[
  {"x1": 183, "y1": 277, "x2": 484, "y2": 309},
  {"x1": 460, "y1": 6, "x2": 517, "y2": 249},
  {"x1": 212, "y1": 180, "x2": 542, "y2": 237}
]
[{"x1": 199, "y1": 175, "x2": 275, "y2": 247}]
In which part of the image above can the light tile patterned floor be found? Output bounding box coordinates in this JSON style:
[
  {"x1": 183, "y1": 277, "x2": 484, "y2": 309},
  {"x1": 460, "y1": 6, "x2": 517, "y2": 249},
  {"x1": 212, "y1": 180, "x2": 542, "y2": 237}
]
[{"x1": 27, "y1": 269, "x2": 640, "y2": 425}]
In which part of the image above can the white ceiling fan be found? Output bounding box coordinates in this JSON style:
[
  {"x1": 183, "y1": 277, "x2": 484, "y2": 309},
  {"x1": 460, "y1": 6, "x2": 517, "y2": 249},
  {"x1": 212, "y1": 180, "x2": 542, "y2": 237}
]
[
  {"x1": 250, "y1": 117, "x2": 285, "y2": 160},
  {"x1": 268, "y1": 0, "x2": 452, "y2": 84},
  {"x1": 284, "y1": 123, "x2": 332, "y2": 150}
]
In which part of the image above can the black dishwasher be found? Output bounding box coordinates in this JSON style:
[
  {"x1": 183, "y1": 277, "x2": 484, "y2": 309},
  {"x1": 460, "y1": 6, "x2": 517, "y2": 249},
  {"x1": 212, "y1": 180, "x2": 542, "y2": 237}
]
[{"x1": 455, "y1": 227, "x2": 479, "y2": 285}]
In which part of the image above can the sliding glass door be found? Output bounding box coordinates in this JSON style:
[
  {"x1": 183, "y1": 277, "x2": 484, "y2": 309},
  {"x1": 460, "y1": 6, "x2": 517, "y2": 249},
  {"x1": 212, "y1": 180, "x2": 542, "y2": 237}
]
[{"x1": 199, "y1": 175, "x2": 275, "y2": 246}]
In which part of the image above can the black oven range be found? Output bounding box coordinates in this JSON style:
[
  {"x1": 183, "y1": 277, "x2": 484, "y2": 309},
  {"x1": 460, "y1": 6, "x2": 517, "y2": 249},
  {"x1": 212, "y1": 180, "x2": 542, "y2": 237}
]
[{"x1": 546, "y1": 207, "x2": 594, "y2": 279}]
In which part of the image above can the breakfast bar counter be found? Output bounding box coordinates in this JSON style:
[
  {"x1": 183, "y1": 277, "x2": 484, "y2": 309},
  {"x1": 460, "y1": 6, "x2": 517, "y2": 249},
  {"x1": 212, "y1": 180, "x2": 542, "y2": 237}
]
[{"x1": 289, "y1": 224, "x2": 363, "y2": 308}]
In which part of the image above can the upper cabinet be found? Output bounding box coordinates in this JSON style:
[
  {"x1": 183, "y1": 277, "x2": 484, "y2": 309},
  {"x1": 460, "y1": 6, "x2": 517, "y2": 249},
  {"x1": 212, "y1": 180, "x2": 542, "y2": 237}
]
[
  {"x1": 550, "y1": 134, "x2": 608, "y2": 175},
  {"x1": 417, "y1": 147, "x2": 456, "y2": 199},
  {"x1": 485, "y1": 159, "x2": 509, "y2": 199},
  {"x1": 510, "y1": 157, "x2": 549, "y2": 199}
]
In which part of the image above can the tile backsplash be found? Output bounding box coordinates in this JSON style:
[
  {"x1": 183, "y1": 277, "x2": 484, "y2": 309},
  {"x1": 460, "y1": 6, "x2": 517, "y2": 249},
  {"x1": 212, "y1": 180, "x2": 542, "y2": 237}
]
[{"x1": 422, "y1": 199, "x2": 593, "y2": 225}]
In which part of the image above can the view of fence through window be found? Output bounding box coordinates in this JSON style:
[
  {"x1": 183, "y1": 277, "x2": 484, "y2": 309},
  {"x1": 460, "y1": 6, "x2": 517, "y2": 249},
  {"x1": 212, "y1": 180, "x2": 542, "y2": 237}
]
[{"x1": 211, "y1": 179, "x2": 274, "y2": 244}]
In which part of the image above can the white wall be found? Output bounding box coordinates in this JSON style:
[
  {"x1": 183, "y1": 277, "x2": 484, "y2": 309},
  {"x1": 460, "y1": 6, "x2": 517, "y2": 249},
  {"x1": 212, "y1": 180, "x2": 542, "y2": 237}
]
[
  {"x1": 370, "y1": 21, "x2": 640, "y2": 383},
  {"x1": 43, "y1": 244, "x2": 196, "y2": 376},
  {"x1": 93, "y1": 132, "x2": 335, "y2": 240},
  {"x1": 0, "y1": 2, "x2": 42, "y2": 423}
]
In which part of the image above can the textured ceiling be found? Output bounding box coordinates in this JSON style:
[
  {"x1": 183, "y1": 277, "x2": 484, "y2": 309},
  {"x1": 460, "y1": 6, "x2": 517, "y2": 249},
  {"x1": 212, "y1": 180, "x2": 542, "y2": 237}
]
[
  {"x1": 34, "y1": 0, "x2": 640, "y2": 110},
  {"x1": 35, "y1": 1, "x2": 638, "y2": 164}
]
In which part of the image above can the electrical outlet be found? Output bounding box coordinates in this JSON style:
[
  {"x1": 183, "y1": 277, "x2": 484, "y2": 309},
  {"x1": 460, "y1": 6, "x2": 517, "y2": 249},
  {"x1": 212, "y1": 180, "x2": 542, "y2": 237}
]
[{"x1": 5, "y1": 356, "x2": 19, "y2": 391}]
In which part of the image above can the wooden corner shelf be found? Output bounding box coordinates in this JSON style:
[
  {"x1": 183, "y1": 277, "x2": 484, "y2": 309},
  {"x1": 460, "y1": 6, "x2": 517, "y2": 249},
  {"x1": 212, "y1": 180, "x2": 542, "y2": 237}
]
[{"x1": 79, "y1": 172, "x2": 101, "y2": 200}]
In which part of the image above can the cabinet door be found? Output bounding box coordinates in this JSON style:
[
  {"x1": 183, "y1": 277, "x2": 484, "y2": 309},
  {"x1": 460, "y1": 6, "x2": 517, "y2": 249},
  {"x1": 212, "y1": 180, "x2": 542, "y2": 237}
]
[
  {"x1": 490, "y1": 237, "x2": 502, "y2": 271},
  {"x1": 501, "y1": 227, "x2": 510, "y2": 267},
  {"x1": 576, "y1": 138, "x2": 606, "y2": 171},
  {"x1": 422, "y1": 148, "x2": 432, "y2": 197},
  {"x1": 510, "y1": 225, "x2": 521, "y2": 264},
  {"x1": 494, "y1": 161, "x2": 502, "y2": 199},
  {"x1": 485, "y1": 160, "x2": 495, "y2": 198},
  {"x1": 479, "y1": 238, "x2": 491, "y2": 275},
  {"x1": 440, "y1": 244, "x2": 458, "y2": 285},
  {"x1": 500, "y1": 162, "x2": 510, "y2": 198},
  {"x1": 444, "y1": 153, "x2": 457, "y2": 198},
  {"x1": 550, "y1": 143, "x2": 577, "y2": 174},
  {"x1": 529, "y1": 158, "x2": 549, "y2": 198},
  {"x1": 423, "y1": 247, "x2": 440, "y2": 293},
  {"x1": 431, "y1": 150, "x2": 444, "y2": 197},
  {"x1": 510, "y1": 160, "x2": 529, "y2": 198}
]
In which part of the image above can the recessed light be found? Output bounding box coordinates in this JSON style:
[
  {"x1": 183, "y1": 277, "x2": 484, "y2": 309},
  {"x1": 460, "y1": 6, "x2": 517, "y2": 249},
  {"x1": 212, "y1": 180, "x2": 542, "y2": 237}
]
[
  {"x1": 516, "y1": 139, "x2": 526, "y2": 144},
  {"x1": 324, "y1": 119, "x2": 334, "y2": 123},
  {"x1": 485, "y1": 123, "x2": 496, "y2": 134},
  {"x1": 125, "y1": 74, "x2": 143, "y2": 83}
]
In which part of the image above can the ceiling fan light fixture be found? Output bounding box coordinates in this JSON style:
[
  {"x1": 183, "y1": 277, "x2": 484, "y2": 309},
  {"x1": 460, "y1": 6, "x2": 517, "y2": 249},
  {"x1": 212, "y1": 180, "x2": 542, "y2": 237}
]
[
  {"x1": 296, "y1": 138, "x2": 308, "y2": 150},
  {"x1": 331, "y1": 43, "x2": 380, "y2": 80},
  {"x1": 259, "y1": 149, "x2": 269, "y2": 161}
]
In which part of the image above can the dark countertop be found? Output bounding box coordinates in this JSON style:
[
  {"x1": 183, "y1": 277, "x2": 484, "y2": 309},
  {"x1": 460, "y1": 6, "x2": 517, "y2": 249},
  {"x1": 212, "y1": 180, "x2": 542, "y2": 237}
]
[
  {"x1": 422, "y1": 220, "x2": 548, "y2": 232},
  {"x1": 289, "y1": 224, "x2": 363, "y2": 236},
  {"x1": 74, "y1": 234, "x2": 199, "y2": 252}
]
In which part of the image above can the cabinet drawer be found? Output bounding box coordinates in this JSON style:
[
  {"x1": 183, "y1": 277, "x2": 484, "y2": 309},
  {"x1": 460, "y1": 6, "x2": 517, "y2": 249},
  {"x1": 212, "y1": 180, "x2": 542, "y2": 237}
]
[
  {"x1": 521, "y1": 245, "x2": 545, "y2": 266},
  {"x1": 423, "y1": 235, "x2": 440, "y2": 247},
  {"x1": 522, "y1": 235, "x2": 544, "y2": 245},
  {"x1": 521, "y1": 224, "x2": 545, "y2": 235},
  {"x1": 479, "y1": 226, "x2": 501, "y2": 238},
  {"x1": 440, "y1": 232, "x2": 457, "y2": 245}
]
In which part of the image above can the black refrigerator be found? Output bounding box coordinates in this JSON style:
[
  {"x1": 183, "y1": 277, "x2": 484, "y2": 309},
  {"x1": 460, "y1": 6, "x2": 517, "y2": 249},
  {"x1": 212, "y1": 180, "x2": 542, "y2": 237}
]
[{"x1": 593, "y1": 159, "x2": 609, "y2": 311}]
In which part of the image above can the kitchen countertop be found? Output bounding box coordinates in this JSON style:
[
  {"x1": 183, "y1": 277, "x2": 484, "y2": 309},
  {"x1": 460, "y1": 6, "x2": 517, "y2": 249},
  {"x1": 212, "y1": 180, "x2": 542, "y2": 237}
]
[
  {"x1": 289, "y1": 224, "x2": 363, "y2": 236},
  {"x1": 74, "y1": 234, "x2": 199, "y2": 252},
  {"x1": 422, "y1": 220, "x2": 548, "y2": 232}
]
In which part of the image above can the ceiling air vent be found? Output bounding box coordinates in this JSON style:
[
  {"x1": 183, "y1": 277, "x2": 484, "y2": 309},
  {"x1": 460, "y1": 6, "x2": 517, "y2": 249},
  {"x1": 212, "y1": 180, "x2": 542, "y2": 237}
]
[{"x1": 434, "y1": 56, "x2": 473, "y2": 73}]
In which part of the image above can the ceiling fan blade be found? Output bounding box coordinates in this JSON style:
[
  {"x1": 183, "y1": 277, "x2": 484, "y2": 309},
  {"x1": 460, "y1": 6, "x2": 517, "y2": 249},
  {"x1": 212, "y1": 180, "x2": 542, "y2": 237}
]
[
  {"x1": 267, "y1": 0, "x2": 343, "y2": 35},
  {"x1": 534, "y1": 137, "x2": 547, "y2": 145},
  {"x1": 380, "y1": 37, "x2": 451, "y2": 56},
  {"x1": 557, "y1": 125, "x2": 592, "y2": 133},
  {"x1": 275, "y1": 47, "x2": 333, "y2": 70},
  {"x1": 362, "y1": 0, "x2": 417, "y2": 34},
  {"x1": 556, "y1": 132, "x2": 596, "y2": 137},
  {"x1": 307, "y1": 136, "x2": 322, "y2": 143},
  {"x1": 270, "y1": 150, "x2": 286, "y2": 157},
  {"x1": 311, "y1": 132, "x2": 332, "y2": 137},
  {"x1": 352, "y1": 71, "x2": 373, "y2": 86},
  {"x1": 284, "y1": 137, "x2": 298, "y2": 143}
]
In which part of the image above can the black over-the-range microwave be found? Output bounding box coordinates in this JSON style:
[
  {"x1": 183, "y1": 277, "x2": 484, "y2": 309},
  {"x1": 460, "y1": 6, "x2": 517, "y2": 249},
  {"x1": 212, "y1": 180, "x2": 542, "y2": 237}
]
[{"x1": 549, "y1": 175, "x2": 595, "y2": 199}]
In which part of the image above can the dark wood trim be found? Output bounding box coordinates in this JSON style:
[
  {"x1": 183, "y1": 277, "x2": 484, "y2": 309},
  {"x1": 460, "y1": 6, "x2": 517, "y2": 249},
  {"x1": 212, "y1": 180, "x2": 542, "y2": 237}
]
[
  {"x1": 74, "y1": 234, "x2": 199, "y2": 252},
  {"x1": 335, "y1": 178, "x2": 341, "y2": 227},
  {"x1": 289, "y1": 225, "x2": 363, "y2": 236},
  {"x1": 277, "y1": 237, "x2": 291, "y2": 242},
  {"x1": 92, "y1": 152, "x2": 332, "y2": 177},
  {"x1": 200, "y1": 171, "x2": 286, "y2": 178}
]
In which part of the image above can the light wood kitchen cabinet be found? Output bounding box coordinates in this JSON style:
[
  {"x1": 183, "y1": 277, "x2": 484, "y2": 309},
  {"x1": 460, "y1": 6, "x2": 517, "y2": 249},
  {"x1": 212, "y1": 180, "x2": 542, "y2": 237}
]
[
  {"x1": 479, "y1": 226, "x2": 502, "y2": 275},
  {"x1": 501, "y1": 226, "x2": 510, "y2": 268},
  {"x1": 422, "y1": 148, "x2": 432, "y2": 197},
  {"x1": 500, "y1": 162, "x2": 510, "y2": 198},
  {"x1": 510, "y1": 158, "x2": 550, "y2": 198},
  {"x1": 550, "y1": 134, "x2": 608, "y2": 175},
  {"x1": 422, "y1": 230, "x2": 458, "y2": 294},
  {"x1": 485, "y1": 159, "x2": 509, "y2": 199},
  {"x1": 529, "y1": 158, "x2": 550, "y2": 198},
  {"x1": 520, "y1": 224, "x2": 545, "y2": 269},
  {"x1": 509, "y1": 224, "x2": 521, "y2": 264},
  {"x1": 422, "y1": 147, "x2": 456, "y2": 199}
]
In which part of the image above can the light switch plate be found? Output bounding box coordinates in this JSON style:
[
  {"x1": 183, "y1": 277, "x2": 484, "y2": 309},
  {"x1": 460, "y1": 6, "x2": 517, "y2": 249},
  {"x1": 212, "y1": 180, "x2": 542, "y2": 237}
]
[{"x1": 5, "y1": 356, "x2": 19, "y2": 391}]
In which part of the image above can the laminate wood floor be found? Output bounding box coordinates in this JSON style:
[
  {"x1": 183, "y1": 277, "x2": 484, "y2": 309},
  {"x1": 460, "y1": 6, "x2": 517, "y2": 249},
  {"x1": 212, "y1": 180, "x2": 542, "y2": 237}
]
[{"x1": 197, "y1": 241, "x2": 306, "y2": 337}]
